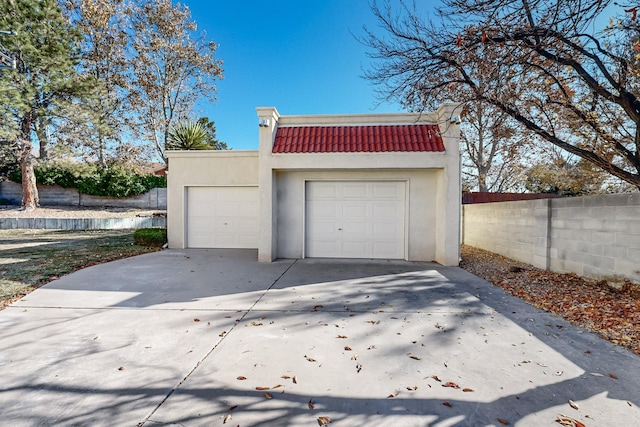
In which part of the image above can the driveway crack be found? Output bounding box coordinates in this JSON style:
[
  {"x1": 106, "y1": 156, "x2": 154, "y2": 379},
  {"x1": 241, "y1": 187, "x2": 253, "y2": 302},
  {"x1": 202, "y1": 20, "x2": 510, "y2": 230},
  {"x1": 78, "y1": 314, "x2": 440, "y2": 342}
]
[{"x1": 138, "y1": 258, "x2": 298, "y2": 426}]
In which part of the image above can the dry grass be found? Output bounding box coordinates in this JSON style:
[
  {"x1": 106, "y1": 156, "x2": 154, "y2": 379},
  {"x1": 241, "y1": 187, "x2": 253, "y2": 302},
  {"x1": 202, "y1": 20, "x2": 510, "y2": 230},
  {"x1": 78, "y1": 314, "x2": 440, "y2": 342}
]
[{"x1": 0, "y1": 229, "x2": 161, "y2": 309}]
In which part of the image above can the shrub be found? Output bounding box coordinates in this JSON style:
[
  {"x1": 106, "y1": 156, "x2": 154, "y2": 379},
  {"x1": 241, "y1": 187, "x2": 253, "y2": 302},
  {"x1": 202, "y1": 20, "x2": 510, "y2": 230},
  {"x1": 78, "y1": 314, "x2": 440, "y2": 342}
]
[
  {"x1": 9, "y1": 162, "x2": 167, "y2": 197},
  {"x1": 133, "y1": 228, "x2": 167, "y2": 247}
]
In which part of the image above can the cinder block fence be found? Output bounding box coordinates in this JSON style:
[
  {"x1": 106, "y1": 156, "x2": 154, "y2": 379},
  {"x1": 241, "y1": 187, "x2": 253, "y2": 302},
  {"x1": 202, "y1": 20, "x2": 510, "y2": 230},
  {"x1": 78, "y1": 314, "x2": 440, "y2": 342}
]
[
  {"x1": 463, "y1": 193, "x2": 640, "y2": 283},
  {"x1": 0, "y1": 181, "x2": 166, "y2": 209}
]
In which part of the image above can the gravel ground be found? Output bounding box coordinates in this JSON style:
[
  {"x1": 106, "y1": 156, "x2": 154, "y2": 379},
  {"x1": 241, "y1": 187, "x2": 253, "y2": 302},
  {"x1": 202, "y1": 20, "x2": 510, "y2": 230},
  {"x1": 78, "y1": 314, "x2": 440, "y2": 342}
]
[{"x1": 0, "y1": 205, "x2": 166, "y2": 218}]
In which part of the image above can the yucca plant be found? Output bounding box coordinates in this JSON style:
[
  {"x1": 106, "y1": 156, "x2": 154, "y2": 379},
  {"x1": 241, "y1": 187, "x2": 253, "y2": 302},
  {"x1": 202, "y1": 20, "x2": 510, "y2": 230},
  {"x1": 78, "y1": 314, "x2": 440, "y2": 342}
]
[{"x1": 166, "y1": 121, "x2": 212, "y2": 150}]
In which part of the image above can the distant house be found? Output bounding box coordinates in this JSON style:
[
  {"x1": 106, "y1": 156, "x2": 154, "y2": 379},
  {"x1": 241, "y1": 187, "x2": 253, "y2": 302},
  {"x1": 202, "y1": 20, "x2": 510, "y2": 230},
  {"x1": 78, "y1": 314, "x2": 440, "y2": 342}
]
[{"x1": 166, "y1": 104, "x2": 461, "y2": 265}]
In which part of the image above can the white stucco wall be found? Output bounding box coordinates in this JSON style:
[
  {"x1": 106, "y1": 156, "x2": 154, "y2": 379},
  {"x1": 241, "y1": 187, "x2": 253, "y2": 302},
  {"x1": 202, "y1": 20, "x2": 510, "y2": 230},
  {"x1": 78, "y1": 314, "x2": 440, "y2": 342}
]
[{"x1": 166, "y1": 151, "x2": 259, "y2": 248}]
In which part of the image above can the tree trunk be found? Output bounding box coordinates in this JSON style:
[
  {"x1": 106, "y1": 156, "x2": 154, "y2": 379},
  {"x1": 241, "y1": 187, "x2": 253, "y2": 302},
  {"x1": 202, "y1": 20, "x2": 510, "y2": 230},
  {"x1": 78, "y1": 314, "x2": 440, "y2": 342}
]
[
  {"x1": 35, "y1": 121, "x2": 49, "y2": 160},
  {"x1": 19, "y1": 112, "x2": 39, "y2": 211},
  {"x1": 19, "y1": 140, "x2": 39, "y2": 211}
]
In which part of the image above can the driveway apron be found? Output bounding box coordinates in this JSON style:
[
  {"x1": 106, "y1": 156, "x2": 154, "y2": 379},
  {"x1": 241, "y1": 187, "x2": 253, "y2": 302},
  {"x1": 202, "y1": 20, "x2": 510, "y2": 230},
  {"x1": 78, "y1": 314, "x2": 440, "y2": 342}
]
[{"x1": 0, "y1": 249, "x2": 638, "y2": 426}]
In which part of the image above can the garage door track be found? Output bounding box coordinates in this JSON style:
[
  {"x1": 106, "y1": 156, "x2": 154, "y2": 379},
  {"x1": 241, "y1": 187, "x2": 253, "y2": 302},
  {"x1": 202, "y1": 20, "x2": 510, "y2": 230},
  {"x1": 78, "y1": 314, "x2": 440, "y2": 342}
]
[{"x1": 0, "y1": 249, "x2": 638, "y2": 426}]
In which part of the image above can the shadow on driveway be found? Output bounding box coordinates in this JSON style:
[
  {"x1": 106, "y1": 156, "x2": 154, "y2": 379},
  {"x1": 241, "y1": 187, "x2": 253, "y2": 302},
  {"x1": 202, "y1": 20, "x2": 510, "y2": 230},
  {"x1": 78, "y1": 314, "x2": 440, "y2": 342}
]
[{"x1": 0, "y1": 249, "x2": 638, "y2": 426}]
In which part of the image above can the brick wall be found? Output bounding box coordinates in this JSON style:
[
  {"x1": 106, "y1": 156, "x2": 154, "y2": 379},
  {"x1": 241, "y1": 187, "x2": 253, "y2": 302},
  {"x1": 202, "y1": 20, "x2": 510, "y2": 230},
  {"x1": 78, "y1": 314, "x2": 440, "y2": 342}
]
[{"x1": 463, "y1": 193, "x2": 640, "y2": 283}]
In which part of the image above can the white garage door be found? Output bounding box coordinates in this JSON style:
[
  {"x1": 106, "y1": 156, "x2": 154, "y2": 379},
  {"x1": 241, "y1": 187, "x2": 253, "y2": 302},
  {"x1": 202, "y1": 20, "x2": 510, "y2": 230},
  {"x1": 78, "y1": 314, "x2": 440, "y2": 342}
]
[
  {"x1": 305, "y1": 181, "x2": 406, "y2": 259},
  {"x1": 186, "y1": 186, "x2": 259, "y2": 248}
]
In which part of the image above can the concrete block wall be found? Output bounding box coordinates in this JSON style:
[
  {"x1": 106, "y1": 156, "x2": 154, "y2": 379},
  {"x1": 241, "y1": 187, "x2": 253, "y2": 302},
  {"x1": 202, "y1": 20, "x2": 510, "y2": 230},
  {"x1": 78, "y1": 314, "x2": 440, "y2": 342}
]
[
  {"x1": 0, "y1": 181, "x2": 167, "y2": 209},
  {"x1": 463, "y1": 193, "x2": 640, "y2": 283},
  {"x1": 549, "y1": 194, "x2": 640, "y2": 281},
  {"x1": 463, "y1": 199, "x2": 550, "y2": 270}
]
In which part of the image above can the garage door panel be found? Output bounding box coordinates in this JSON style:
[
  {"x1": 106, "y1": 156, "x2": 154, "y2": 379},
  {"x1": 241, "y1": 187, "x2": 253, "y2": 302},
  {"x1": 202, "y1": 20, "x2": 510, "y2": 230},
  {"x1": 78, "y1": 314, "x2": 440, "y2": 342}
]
[
  {"x1": 373, "y1": 202, "x2": 403, "y2": 218},
  {"x1": 308, "y1": 182, "x2": 339, "y2": 199},
  {"x1": 305, "y1": 181, "x2": 406, "y2": 259},
  {"x1": 373, "y1": 242, "x2": 403, "y2": 258},
  {"x1": 342, "y1": 241, "x2": 368, "y2": 257},
  {"x1": 342, "y1": 183, "x2": 368, "y2": 199},
  {"x1": 342, "y1": 202, "x2": 368, "y2": 217},
  {"x1": 308, "y1": 201, "x2": 338, "y2": 218},
  {"x1": 373, "y1": 182, "x2": 403, "y2": 198},
  {"x1": 187, "y1": 187, "x2": 259, "y2": 249}
]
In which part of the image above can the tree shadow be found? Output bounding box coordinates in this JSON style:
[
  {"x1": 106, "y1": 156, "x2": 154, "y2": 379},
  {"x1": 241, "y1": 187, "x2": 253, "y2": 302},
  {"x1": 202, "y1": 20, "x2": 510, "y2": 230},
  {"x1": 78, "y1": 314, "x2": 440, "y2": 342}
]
[{"x1": 1, "y1": 251, "x2": 638, "y2": 426}]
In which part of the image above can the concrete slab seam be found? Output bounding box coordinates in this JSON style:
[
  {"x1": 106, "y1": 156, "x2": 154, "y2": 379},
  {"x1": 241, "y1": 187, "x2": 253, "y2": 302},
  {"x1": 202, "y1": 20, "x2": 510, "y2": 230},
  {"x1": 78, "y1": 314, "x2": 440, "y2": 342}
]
[{"x1": 138, "y1": 258, "x2": 299, "y2": 426}]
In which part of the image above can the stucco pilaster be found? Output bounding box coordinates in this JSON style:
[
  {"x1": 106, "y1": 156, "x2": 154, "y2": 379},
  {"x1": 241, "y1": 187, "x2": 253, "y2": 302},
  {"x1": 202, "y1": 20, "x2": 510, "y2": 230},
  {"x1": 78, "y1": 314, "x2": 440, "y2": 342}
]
[
  {"x1": 257, "y1": 107, "x2": 280, "y2": 262},
  {"x1": 435, "y1": 102, "x2": 463, "y2": 266}
]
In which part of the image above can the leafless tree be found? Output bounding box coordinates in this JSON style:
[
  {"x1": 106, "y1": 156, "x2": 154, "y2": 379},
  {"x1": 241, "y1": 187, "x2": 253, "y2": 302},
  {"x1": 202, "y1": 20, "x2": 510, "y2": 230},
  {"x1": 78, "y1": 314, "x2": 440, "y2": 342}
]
[{"x1": 363, "y1": 0, "x2": 640, "y2": 189}]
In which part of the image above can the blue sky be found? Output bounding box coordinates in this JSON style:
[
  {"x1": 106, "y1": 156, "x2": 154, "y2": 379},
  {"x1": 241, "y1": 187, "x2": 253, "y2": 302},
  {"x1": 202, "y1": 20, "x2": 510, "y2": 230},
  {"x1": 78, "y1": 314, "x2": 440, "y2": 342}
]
[{"x1": 186, "y1": 1, "x2": 425, "y2": 150}]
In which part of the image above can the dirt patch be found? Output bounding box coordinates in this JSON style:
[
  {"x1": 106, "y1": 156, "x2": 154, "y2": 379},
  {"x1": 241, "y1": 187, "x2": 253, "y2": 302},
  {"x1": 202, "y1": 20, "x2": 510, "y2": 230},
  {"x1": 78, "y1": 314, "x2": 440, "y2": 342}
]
[
  {"x1": 0, "y1": 229, "x2": 161, "y2": 309},
  {"x1": 460, "y1": 244, "x2": 640, "y2": 356}
]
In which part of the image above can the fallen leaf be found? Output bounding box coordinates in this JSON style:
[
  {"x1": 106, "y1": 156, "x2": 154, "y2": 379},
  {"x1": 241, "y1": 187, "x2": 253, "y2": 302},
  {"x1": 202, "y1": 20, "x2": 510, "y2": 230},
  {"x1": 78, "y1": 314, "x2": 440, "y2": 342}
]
[
  {"x1": 568, "y1": 400, "x2": 579, "y2": 410},
  {"x1": 443, "y1": 381, "x2": 460, "y2": 389},
  {"x1": 305, "y1": 355, "x2": 317, "y2": 362},
  {"x1": 497, "y1": 418, "x2": 509, "y2": 425},
  {"x1": 556, "y1": 415, "x2": 586, "y2": 427},
  {"x1": 281, "y1": 375, "x2": 291, "y2": 379},
  {"x1": 609, "y1": 373, "x2": 618, "y2": 379},
  {"x1": 308, "y1": 399, "x2": 315, "y2": 409},
  {"x1": 443, "y1": 401, "x2": 452, "y2": 407},
  {"x1": 463, "y1": 388, "x2": 474, "y2": 392},
  {"x1": 264, "y1": 392, "x2": 273, "y2": 399},
  {"x1": 431, "y1": 375, "x2": 441, "y2": 382},
  {"x1": 317, "y1": 416, "x2": 332, "y2": 426},
  {"x1": 336, "y1": 335, "x2": 347, "y2": 339},
  {"x1": 237, "y1": 376, "x2": 247, "y2": 380},
  {"x1": 256, "y1": 386, "x2": 270, "y2": 391},
  {"x1": 193, "y1": 318, "x2": 200, "y2": 322},
  {"x1": 118, "y1": 366, "x2": 125, "y2": 371},
  {"x1": 387, "y1": 392, "x2": 399, "y2": 398},
  {"x1": 272, "y1": 384, "x2": 284, "y2": 389},
  {"x1": 229, "y1": 405, "x2": 238, "y2": 411},
  {"x1": 344, "y1": 346, "x2": 352, "y2": 351},
  {"x1": 406, "y1": 385, "x2": 418, "y2": 391},
  {"x1": 313, "y1": 305, "x2": 323, "y2": 311},
  {"x1": 409, "y1": 355, "x2": 421, "y2": 360},
  {"x1": 223, "y1": 413, "x2": 231, "y2": 424}
]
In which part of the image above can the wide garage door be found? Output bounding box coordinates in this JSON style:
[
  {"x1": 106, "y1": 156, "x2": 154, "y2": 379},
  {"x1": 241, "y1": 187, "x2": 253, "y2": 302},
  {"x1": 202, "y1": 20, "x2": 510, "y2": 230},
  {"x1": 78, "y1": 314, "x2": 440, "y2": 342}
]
[
  {"x1": 186, "y1": 186, "x2": 259, "y2": 248},
  {"x1": 305, "y1": 181, "x2": 406, "y2": 259}
]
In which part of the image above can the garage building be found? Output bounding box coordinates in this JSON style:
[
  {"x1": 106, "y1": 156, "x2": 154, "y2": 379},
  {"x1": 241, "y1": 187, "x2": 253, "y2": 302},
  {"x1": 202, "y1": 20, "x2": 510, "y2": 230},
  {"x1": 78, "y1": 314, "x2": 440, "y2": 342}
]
[{"x1": 166, "y1": 104, "x2": 461, "y2": 265}]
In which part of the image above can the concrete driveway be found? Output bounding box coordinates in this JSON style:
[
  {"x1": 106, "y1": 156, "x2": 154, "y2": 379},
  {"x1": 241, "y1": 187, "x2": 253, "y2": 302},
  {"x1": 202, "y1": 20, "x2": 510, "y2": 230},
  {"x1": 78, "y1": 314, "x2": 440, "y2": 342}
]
[{"x1": 0, "y1": 249, "x2": 638, "y2": 426}]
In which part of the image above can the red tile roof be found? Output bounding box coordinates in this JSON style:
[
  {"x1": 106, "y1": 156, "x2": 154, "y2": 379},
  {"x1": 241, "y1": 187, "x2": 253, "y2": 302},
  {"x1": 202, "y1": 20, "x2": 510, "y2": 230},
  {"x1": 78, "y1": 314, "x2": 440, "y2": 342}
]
[{"x1": 272, "y1": 124, "x2": 444, "y2": 153}]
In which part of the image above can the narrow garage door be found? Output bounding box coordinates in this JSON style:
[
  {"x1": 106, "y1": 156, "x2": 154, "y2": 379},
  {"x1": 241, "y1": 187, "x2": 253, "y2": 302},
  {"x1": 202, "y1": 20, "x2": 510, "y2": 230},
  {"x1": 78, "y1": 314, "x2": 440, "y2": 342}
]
[
  {"x1": 186, "y1": 186, "x2": 259, "y2": 248},
  {"x1": 305, "y1": 181, "x2": 406, "y2": 259}
]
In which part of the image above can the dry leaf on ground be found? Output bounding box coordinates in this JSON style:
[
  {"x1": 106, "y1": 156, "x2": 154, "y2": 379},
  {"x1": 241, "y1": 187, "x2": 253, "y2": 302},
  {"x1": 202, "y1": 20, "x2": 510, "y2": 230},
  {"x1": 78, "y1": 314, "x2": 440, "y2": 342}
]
[{"x1": 460, "y1": 245, "x2": 640, "y2": 355}]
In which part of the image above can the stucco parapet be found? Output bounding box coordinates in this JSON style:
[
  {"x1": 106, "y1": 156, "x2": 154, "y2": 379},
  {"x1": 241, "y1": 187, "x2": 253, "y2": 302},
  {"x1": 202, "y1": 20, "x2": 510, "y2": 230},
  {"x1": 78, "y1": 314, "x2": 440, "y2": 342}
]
[
  {"x1": 269, "y1": 151, "x2": 448, "y2": 170},
  {"x1": 166, "y1": 150, "x2": 259, "y2": 159},
  {"x1": 276, "y1": 112, "x2": 440, "y2": 127}
]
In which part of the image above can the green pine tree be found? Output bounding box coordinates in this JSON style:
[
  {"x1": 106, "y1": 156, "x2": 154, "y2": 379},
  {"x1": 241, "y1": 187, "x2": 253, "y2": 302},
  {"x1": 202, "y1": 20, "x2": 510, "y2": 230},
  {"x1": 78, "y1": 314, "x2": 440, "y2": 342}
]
[{"x1": 0, "y1": 0, "x2": 92, "y2": 210}]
